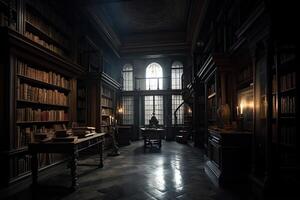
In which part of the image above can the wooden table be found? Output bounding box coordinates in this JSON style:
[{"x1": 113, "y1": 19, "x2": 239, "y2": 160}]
[
  {"x1": 28, "y1": 133, "x2": 105, "y2": 190},
  {"x1": 140, "y1": 128, "x2": 165, "y2": 151}
]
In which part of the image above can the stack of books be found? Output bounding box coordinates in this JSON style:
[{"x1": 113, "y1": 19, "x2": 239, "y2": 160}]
[
  {"x1": 72, "y1": 127, "x2": 96, "y2": 138},
  {"x1": 52, "y1": 129, "x2": 77, "y2": 143}
]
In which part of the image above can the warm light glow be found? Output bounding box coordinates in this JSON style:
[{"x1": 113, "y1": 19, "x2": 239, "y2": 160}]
[
  {"x1": 188, "y1": 108, "x2": 192, "y2": 113},
  {"x1": 118, "y1": 107, "x2": 123, "y2": 113},
  {"x1": 239, "y1": 99, "x2": 254, "y2": 115}
]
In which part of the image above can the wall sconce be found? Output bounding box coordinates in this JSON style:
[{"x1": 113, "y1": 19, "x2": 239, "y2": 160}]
[{"x1": 188, "y1": 108, "x2": 192, "y2": 114}]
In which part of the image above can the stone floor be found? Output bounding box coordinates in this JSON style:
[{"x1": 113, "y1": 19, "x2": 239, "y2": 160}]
[{"x1": 1, "y1": 140, "x2": 251, "y2": 200}]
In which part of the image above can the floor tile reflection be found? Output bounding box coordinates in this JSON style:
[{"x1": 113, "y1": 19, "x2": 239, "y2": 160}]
[{"x1": 2, "y1": 141, "x2": 251, "y2": 200}]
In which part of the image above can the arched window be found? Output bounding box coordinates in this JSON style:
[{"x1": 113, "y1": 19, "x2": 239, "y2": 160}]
[
  {"x1": 171, "y1": 61, "x2": 183, "y2": 90},
  {"x1": 146, "y1": 62, "x2": 163, "y2": 90},
  {"x1": 122, "y1": 64, "x2": 133, "y2": 91}
]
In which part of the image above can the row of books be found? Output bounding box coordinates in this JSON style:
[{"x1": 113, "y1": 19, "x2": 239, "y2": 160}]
[
  {"x1": 26, "y1": 1, "x2": 70, "y2": 35},
  {"x1": 280, "y1": 72, "x2": 296, "y2": 92},
  {"x1": 279, "y1": 52, "x2": 296, "y2": 65},
  {"x1": 102, "y1": 98, "x2": 113, "y2": 107},
  {"x1": 280, "y1": 96, "x2": 296, "y2": 114},
  {"x1": 102, "y1": 108, "x2": 113, "y2": 116},
  {"x1": 9, "y1": 155, "x2": 31, "y2": 178},
  {"x1": 78, "y1": 88, "x2": 86, "y2": 97},
  {"x1": 16, "y1": 59, "x2": 70, "y2": 89},
  {"x1": 26, "y1": 9, "x2": 68, "y2": 47},
  {"x1": 280, "y1": 126, "x2": 296, "y2": 146},
  {"x1": 10, "y1": 153, "x2": 62, "y2": 179},
  {"x1": 14, "y1": 125, "x2": 58, "y2": 149},
  {"x1": 25, "y1": 31, "x2": 65, "y2": 56},
  {"x1": 15, "y1": 127, "x2": 32, "y2": 149},
  {"x1": 17, "y1": 82, "x2": 68, "y2": 106},
  {"x1": 16, "y1": 108, "x2": 68, "y2": 122},
  {"x1": 102, "y1": 87, "x2": 112, "y2": 98}
]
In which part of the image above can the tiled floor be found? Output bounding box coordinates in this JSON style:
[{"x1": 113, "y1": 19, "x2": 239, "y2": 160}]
[{"x1": 2, "y1": 141, "x2": 251, "y2": 200}]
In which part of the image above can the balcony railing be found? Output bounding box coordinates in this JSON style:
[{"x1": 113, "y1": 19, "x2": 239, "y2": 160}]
[{"x1": 135, "y1": 77, "x2": 171, "y2": 91}]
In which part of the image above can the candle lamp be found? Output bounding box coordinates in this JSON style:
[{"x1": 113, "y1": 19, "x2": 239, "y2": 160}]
[{"x1": 237, "y1": 104, "x2": 244, "y2": 130}]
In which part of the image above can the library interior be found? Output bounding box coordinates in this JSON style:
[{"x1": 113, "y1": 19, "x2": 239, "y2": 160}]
[{"x1": 0, "y1": 0, "x2": 298, "y2": 200}]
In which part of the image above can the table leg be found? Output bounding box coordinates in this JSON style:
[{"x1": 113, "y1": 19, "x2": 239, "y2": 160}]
[
  {"x1": 99, "y1": 141, "x2": 103, "y2": 168},
  {"x1": 70, "y1": 151, "x2": 79, "y2": 190},
  {"x1": 31, "y1": 153, "x2": 38, "y2": 187}
]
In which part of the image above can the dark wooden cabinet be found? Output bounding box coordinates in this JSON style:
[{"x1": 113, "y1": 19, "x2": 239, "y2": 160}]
[
  {"x1": 206, "y1": 128, "x2": 252, "y2": 186},
  {"x1": 116, "y1": 125, "x2": 132, "y2": 146}
]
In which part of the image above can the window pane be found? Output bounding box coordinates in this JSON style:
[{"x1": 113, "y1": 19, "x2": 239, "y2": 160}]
[
  {"x1": 171, "y1": 62, "x2": 183, "y2": 90},
  {"x1": 122, "y1": 96, "x2": 134, "y2": 124},
  {"x1": 172, "y1": 95, "x2": 184, "y2": 124},
  {"x1": 123, "y1": 64, "x2": 133, "y2": 91},
  {"x1": 144, "y1": 95, "x2": 163, "y2": 125},
  {"x1": 146, "y1": 63, "x2": 163, "y2": 90}
]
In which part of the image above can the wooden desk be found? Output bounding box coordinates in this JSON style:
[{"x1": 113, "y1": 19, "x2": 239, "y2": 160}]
[
  {"x1": 28, "y1": 133, "x2": 105, "y2": 190},
  {"x1": 140, "y1": 128, "x2": 164, "y2": 151}
]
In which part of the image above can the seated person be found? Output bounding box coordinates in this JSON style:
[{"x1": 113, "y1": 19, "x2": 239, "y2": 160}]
[{"x1": 149, "y1": 112, "x2": 159, "y2": 128}]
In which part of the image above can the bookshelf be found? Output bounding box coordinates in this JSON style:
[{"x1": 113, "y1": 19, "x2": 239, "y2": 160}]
[
  {"x1": 12, "y1": 57, "x2": 70, "y2": 183},
  {"x1": 101, "y1": 84, "x2": 115, "y2": 133},
  {"x1": 275, "y1": 45, "x2": 297, "y2": 183},
  {"x1": 77, "y1": 84, "x2": 88, "y2": 126},
  {"x1": 100, "y1": 73, "x2": 120, "y2": 149},
  {"x1": 0, "y1": 0, "x2": 17, "y2": 30},
  {"x1": 0, "y1": 28, "x2": 83, "y2": 187},
  {"x1": 24, "y1": 1, "x2": 71, "y2": 57}
]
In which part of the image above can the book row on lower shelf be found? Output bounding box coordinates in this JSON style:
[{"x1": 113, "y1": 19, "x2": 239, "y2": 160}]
[
  {"x1": 16, "y1": 108, "x2": 68, "y2": 122},
  {"x1": 280, "y1": 151, "x2": 297, "y2": 167},
  {"x1": 280, "y1": 126, "x2": 296, "y2": 147},
  {"x1": 15, "y1": 125, "x2": 59, "y2": 149},
  {"x1": 280, "y1": 72, "x2": 296, "y2": 92},
  {"x1": 9, "y1": 153, "x2": 63, "y2": 179},
  {"x1": 17, "y1": 82, "x2": 68, "y2": 106},
  {"x1": 280, "y1": 96, "x2": 296, "y2": 114},
  {"x1": 16, "y1": 59, "x2": 70, "y2": 89}
]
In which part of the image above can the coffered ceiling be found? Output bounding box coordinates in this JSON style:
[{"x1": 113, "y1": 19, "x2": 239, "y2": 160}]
[{"x1": 81, "y1": 0, "x2": 206, "y2": 57}]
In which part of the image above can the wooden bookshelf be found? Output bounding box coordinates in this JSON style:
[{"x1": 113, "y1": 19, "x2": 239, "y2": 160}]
[
  {"x1": 0, "y1": 0, "x2": 17, "y2": 30},
  {"x1": 275, "y1": 45, "x2": 297, "y2": 179},
  {"x1": 0, "y1": 28, "x2": 83, "y2": 187},
  {"x1": 77, "y1": 83, "x2": 87, "y2": 125},
  {"x1": 100, "y1": 73, "x2": 120, "y2": 149},
  {"x1": 24, "y1": 2, "x2": 71, "y2": 57},
  {"x1": 101, "y1": 84, "x2": 115, "y2": 133}
]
